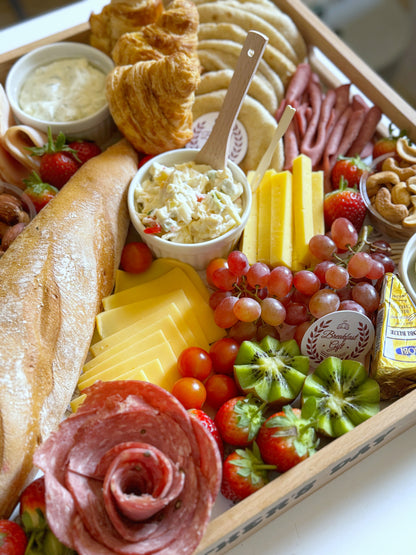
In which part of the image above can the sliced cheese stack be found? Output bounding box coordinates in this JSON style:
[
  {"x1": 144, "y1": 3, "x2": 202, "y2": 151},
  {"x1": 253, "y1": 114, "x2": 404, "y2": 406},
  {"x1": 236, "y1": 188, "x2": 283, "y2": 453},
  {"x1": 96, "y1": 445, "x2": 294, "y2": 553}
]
[
  {"x1": 71, "y1": 259, "x2": 224, "y2": 412},
  {"x1": 241, "y1": 154, "x2": 324, "y2": 271}
]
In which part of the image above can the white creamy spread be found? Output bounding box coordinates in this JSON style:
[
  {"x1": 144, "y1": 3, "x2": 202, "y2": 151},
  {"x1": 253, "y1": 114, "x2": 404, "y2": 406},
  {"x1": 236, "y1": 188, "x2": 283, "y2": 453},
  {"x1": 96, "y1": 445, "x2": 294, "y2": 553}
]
[
  {"x1": 19, "y1": 57, "x2": 107, "y2": 122},
  {"x1": 134, "y1": 161, "x2": 244, "y2": 244}
]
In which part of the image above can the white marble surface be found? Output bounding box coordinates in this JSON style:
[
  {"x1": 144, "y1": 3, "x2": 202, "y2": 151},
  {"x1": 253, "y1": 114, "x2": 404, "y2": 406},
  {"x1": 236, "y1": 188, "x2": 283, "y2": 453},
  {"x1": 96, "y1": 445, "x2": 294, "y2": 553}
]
[{"x1": 1, "y1": 3, "x2": 416, "y2": 554}]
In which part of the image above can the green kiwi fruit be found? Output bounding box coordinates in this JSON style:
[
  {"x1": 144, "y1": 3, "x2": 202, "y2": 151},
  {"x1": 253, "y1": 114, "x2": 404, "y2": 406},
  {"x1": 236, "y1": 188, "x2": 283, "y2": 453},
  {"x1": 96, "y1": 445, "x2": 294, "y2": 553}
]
[
  {"x1": 233, "y1": 335, "x2": 310, "y2": 405},
  {"x1": 301, "y1": 356, "x2": 380, "y2": 438}
]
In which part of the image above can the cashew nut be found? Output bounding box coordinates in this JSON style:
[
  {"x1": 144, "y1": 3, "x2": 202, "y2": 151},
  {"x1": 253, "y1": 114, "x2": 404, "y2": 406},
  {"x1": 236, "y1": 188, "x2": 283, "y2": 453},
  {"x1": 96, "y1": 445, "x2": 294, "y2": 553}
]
[
  {"x1": 374, "y1": 187, "x2": 409, "y2": 223},
  {"x1": 391, "y1": 182, "x2": 411, "y2": 205},
  {"x1": 381, "y1": 156, "x2": 416, "y2": 180},
  {"x1": 366, "y1": 170, "x2": 401, "y2": 197},
  {"x1": 396, "y1": 137, "x2": 416, "y2": 164}
]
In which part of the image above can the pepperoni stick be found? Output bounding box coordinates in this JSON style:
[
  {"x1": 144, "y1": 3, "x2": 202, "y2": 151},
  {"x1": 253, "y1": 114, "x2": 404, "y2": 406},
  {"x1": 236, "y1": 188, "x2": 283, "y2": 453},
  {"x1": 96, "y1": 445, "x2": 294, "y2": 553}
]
[
  {"x1": 347, "y1": 105, "x2": 382, "y2": 157},
  {"x1": 302, "y1": 88, "x2": 336, "y2": 168},
  {"x1": 329, "y1": 106, "x2": 367, "y2": 165}
]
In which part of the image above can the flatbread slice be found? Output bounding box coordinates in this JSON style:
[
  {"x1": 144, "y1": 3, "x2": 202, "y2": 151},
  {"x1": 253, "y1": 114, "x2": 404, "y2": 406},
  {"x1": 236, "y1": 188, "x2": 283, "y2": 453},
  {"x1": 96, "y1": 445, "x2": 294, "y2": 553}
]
[{"x1": 192, "y1": 89, "x2": 284, "y2": 172}]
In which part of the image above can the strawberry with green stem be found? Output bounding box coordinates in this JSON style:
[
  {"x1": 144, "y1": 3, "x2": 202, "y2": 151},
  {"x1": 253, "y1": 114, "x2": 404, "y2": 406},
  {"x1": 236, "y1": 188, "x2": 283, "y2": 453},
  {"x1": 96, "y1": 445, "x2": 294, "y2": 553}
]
[
  {"x1": 256, "y1": 399, "x2": 319, "y2": 473},
  {"x1": 215, "y1": 395, "x2": 266, "y2": 447},
  {"x1": 23, "y1": 172, "x2": 58, "y2": 212},
  {"x1": 372, "y1": 123, "x2": 408, "y2": 162},
  {"x1": 29, "y1": 128, "x2": 80, "y2": 190},
  {"x1": 221, "y1": 442, "x2": 276, "y2": 502},
  {"x1": 330, "y1": 155, "x2": 370, "y2": 190},
  {"x1": 324, "y1": 176, "x2": 367, "y2": 232}
]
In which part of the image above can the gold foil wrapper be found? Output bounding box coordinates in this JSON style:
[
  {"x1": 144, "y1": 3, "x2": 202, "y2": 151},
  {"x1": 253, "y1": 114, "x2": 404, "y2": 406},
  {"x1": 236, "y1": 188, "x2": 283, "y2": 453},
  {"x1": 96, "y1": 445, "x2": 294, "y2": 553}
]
[{"x1": 370, "y1": 273, "x2": 416, "y2": 400}]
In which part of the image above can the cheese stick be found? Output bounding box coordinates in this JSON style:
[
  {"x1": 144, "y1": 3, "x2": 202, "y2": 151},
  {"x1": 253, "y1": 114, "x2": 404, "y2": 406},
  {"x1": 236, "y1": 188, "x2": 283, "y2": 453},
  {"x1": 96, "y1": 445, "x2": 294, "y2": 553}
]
[{"x1": 0, "y1": 139, "x2": 138, "y2": 517}]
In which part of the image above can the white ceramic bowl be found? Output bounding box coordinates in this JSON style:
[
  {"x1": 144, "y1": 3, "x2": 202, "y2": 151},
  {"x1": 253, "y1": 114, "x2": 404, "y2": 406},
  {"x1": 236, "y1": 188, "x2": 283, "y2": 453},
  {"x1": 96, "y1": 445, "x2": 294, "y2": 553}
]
[
  {"x1": 128, "y1": 149, "x2": 252, "y2": 270},
  {"x1": 399, "y1": 233, "x2": 416, "y2": 305},
  {"x1": 5, "y1": 42, "x2": 116, "y2": 145}
]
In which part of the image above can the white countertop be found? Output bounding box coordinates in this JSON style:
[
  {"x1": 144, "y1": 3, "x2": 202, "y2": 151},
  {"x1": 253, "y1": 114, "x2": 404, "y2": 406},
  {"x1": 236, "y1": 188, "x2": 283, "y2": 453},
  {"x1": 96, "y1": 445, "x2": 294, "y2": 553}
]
[{"x1": 1, "y1": 2, "x2": 416, "y2": 554}]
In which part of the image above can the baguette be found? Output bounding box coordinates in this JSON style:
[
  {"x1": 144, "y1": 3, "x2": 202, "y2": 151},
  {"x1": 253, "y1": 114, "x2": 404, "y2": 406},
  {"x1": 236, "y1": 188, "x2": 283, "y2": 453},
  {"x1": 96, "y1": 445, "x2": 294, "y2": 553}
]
[{"x1": 0, "y1": 138, "x2": 138, "y2": 518}]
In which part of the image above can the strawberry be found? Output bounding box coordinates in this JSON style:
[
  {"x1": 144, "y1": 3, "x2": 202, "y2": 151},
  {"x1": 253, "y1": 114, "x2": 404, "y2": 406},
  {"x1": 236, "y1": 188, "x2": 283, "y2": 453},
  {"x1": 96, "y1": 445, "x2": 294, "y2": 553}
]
[
  {"x1": 29, "y1": 128, "x2": 80, "y2": 190},
  {"x1": 67, "y1": 140, "x2": 101, "y2": 165},
  {"x1": 221, "y1": 443, "x2": 275, "y2": 503},
  {"x1": 23, "y1": 172, "x2": 58, "y2": 212},
  {"x1": 19, "y1": 476, "x2": 46, "y2": 533},
  {"x1": 214, "y1": 395, "x2": 265, "y2": 447},
  {"x1": 0, "y1": 520, "x2": 28, "y2": 555},
  {"x1": 330, "y1": 155, "x2": 370, "y2": 190},
  {"x1": 188, "y1": 408, "x2": 224, "y2": 458},
  {"x1": 372, "y1": 124, "x2": 408, "y2": 166},
  {"x1": 256, "y1": 403, "x2": 318, "y2": 473},
  {"x1": 323, "y1": 177, "x2": 367, "y2": 232}
]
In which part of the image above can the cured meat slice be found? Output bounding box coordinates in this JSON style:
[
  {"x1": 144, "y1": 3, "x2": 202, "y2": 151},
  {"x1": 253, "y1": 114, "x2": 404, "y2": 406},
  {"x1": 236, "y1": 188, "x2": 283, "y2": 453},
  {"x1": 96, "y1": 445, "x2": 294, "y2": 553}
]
[{"x1": 33, "y1": 380, "x2": 221, "y2": 555}]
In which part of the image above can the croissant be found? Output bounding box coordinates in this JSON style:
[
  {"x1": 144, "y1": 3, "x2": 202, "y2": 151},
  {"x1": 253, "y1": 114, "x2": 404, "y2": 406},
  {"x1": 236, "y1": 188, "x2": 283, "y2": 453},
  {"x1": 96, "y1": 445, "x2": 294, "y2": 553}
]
[
  {"x1": 89, "y1": 0, "x2": 164, "y2": 56},
  {"x1": 106, "y1": 51, "x2": 200, "y2": 154},
  {"x1": 111, "y1": 0, "x2": 199, "y2": 64}
]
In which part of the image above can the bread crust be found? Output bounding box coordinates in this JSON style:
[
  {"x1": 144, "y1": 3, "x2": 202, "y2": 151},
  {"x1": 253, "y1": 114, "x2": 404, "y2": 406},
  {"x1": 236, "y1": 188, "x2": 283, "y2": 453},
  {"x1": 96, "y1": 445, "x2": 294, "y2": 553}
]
[{"x1": 0, "y1": 139, "x2": 138, "y2": 518}]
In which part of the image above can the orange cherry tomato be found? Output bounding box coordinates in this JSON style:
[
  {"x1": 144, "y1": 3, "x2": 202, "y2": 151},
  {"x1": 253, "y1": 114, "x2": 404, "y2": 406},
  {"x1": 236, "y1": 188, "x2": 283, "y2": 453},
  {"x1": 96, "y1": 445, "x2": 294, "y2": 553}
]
[
  {"x1": 172, "y1": 377, "x2": 207, "y2": 410},
  {"x1": 205, "y1": 374, "x2": 239, "y2": 409},
  {"x1": 177, "y1": 347, "x2": 213, "y2": 381},
  {"x1": 120, "y1": 242, "x2": 153, "y2": 274}
]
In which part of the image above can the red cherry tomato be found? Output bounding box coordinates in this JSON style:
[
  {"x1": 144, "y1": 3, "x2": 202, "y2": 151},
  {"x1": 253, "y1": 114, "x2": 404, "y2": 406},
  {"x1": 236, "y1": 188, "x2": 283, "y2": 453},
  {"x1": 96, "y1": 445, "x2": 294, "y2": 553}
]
[
  {"x1": 172, "y1": 377, "x2": 207, "y2": 410},
  {"x1": 209, "y1": 337, "x2": 240, "y2": 375},
  {"x1": 205, "y1": 374, "x2": 239, "y2": 409},
  {"x1": 120, "y1": 242, "x2": 153, "y2": 274},
  {"x1": 177, "y1": 347, "x2": 212, "y2": 381}
]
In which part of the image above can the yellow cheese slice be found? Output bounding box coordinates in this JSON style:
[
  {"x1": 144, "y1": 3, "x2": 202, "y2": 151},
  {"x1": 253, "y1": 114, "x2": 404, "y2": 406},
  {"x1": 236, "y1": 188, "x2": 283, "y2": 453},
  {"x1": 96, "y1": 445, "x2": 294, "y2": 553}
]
[
  {"x1": 312, "y1": 170, "x2": 324, "y2": 236},
  {"x1": 270, "y1": 170, "x2": 293, "y2": 268},
  {"x1": 96, "y1": 290, "x2": 209, "y2": 348},
  {"x1": 240, "y1": 184, "x2": 259, "y2": 265},
  {"x1": 90, "y1": 310, "x2": 200, "y2": 358},
  {"x1": 78, "y1": 337, "x2": 177, "y2": 390},
  {"x1": 70, "y1": 364, "x2": 154, "y2": 413},
  {"x1": 102, "y1": 267, "x2": 224, "y2": 344},
  {"x1": 83, "y1": 324, "x2": 184, "y2": 377},
  {"x1": 115, "y1": 258, "x2": 210, "y2": 302},
  {"x1": 292, "y1": 154, "x2": 314, "y2": 271},
  {"x1": 256, "y1": 170, "x2": 275, "y2": 264}
]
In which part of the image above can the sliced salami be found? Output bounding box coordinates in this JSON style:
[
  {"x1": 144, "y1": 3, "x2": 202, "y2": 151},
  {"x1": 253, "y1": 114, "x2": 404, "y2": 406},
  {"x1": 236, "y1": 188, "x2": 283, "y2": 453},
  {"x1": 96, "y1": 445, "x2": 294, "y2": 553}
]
[{"x1": 33, "y1": 380, "x2": 222, "y2": 555}]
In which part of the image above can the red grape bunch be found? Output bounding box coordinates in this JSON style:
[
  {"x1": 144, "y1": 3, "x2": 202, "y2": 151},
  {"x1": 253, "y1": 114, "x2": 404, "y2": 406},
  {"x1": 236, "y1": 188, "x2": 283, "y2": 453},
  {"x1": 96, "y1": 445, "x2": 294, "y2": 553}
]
[{"x1": 206, "y1": 217, "x2": 395, "y2": 345}]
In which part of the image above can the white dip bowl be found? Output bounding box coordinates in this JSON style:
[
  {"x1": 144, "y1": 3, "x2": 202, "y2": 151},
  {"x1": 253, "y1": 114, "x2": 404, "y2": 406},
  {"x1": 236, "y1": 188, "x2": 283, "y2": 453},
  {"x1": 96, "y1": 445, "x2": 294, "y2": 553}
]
[{"x1": 128, "y1": 148, "x2": 252, "y2": 270}]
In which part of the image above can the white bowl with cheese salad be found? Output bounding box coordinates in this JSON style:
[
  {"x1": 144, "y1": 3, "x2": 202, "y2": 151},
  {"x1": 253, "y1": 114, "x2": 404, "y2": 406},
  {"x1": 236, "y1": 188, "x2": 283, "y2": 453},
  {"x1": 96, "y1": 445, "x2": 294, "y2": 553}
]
[
  {"x1": 5, "y1": 42, "x2": 116, "y2": 145},
  {"x1": 128, "y1": 148, "x2": 252, "y2": 270}
]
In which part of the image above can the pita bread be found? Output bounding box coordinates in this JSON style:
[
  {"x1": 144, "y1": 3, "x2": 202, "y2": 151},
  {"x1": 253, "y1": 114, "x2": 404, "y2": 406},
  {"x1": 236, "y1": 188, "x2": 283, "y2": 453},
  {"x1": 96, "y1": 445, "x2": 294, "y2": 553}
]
[
  {"x1": 197, "y1": 2, "x2": 300, "y2": 70},
  {"x1": 197, "y1": 68, "x2": 278, "y2": 114},
  {"x1": 192, "y1": 90, "x2": 284, "y2": 173},
  {"x1": 217, "y1": 0, "x2": 307, "y2": 62},
  {"x1": 198, "y1": 40, "x2": 285, "y2": 100}
]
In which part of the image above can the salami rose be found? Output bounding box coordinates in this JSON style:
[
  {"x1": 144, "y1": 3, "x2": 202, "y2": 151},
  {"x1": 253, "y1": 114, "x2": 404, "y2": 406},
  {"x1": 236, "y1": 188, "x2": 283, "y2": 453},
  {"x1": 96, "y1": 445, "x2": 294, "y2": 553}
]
[{"x1": 33, "y1": 380, "x2": 222, "y2": 555}]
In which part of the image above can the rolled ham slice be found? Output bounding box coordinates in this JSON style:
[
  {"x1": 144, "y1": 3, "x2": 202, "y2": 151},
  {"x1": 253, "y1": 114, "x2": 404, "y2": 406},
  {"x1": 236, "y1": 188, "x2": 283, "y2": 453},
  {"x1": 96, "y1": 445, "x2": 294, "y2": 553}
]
[{"x1": 33, "y1": 380, "x2": 222, "y2": 555}]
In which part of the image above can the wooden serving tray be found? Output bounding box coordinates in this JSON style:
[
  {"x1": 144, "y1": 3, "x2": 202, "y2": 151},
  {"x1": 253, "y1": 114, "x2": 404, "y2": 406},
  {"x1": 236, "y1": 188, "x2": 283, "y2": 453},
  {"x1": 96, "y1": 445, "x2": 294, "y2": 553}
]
[{"x1": 1, "y1": 1, "x2": 416, "y2": 554}]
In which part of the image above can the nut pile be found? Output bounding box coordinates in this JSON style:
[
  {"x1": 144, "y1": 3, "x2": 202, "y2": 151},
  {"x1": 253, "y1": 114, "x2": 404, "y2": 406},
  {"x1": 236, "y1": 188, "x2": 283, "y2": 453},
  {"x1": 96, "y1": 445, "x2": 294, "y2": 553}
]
[
  {"x1": 0, "y1": 192, "x2": 31, "y2": 255},
  {"x1": 366, "y1": 138, "x2": 416, "y2": 228}
]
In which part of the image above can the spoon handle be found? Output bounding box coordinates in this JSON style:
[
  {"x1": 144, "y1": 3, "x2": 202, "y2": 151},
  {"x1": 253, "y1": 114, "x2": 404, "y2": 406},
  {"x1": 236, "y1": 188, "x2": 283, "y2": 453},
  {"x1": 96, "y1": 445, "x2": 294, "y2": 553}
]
[{"x1": 194, "y1": 30, "x2": 268, "y2": 169}]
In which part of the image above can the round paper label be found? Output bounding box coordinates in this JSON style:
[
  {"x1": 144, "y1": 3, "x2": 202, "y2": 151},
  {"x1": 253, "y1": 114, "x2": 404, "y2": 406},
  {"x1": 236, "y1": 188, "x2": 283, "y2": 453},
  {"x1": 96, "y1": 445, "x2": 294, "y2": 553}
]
[
  {"x1": 185, "y1": 112, "x2": 248, "y2": 164},
  {"x1": 301, "y1": 310, "x2": 375, "y2": 368}
]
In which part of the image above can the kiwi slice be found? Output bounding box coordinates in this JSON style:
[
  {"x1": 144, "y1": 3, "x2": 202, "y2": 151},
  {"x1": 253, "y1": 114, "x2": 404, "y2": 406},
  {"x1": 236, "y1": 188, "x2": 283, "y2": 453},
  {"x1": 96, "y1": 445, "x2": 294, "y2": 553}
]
[
  {"x1": 301, "y1": 356, "x2": 380, "y2": 438},
  {"x1": 233, "y1": 335, "x2": 310, "y2": 405}
]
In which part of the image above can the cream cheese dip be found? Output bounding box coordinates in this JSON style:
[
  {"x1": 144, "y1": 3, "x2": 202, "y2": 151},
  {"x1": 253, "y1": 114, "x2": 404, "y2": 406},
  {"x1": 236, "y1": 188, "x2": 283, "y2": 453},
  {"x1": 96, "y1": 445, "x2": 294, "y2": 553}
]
[
  {"x1": 133, "y1": 160, "x2": 245, "y2": 244},
  {"x1": 19, "y1": 57, "x2": 107, "y2": 122}
]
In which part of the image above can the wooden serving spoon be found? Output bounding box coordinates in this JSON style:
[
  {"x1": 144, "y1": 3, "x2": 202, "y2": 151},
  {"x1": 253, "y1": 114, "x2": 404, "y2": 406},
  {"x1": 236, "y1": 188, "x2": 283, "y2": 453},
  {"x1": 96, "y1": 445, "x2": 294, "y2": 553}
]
[{"x1": 194, "y1": 30, "x2": 268, "y2": 169}]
